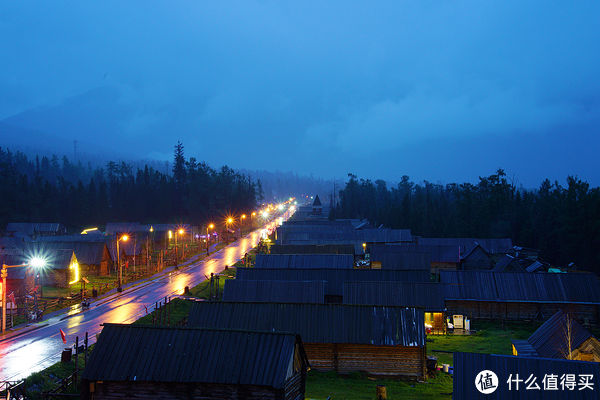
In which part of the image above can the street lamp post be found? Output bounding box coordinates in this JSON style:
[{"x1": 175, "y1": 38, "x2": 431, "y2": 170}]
[
  {"x1": 175, "y1": 228, "x2": 184, "y2": 268},
  {"x1": 206, "y1": 223, "x2": 214, "y2": 255},
  {"x1": 240, "y1": 214, "x2": 246, "y2": 238},
  {"x1": 2, "y1": 257, "x2": 46, "y2": 334},
  {"x1": 226, "y1": 217, "x2": 234, "y2": 242},
  {"x1": 116, "y1": 234, "x2": 129, "y2": 292}
]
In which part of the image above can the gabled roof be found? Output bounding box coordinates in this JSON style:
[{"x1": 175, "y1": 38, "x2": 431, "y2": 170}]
[
  {"x1": 417, "y1": 237, "x2": 513, "y2": 255},
  {"x1": 441, "y1": 271, "x2": 600, "y2": 304},
  {"x1": 188, "y1": 302, "x2": 425, "y2": 346},
  {"x1": 237, "y1": 268, "x2": 430, "y2": 296},
  {"x1": 223, "y1": 280, "x2": 326, "y2": 303},
  {"x1": 33, "y1": 241, "x2": 109, "y2": 265},
  {"x1": 5, "y1": 223, "x2": 65, "y2": 236},
  {"x1": 269, "y1": 244, "x2": 355, "y2": 255},
  {"x1": 525, "y1": 310, "x2": 595, "y2": 359},
  {"x1": 369, "y1": 245, "x2": 431, "y2": 270},
  {"x1": 343, "y1": 281, "x2": 445, "y2": 311},
  {"x1": 82, "y1": 324, "x2": 307, "y2": 388},
  {"x1": 492, "y1": 254, "x2": 524, "y2": 272},
  {"x1": 376, "y1": 243, "x2": 460, "y2": 263},
  {"x1": 312, "y1": 195, "x2": 322, "y2": 206},
  {"x1": 255, "y1": 254, "x2": 354, "y2": 269},
  {"x1": 453, "y1": 352, "x2": 600, "y2": 400}
]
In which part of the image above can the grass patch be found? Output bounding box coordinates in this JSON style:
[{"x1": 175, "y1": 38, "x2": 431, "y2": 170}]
[
  {"x1": 189, "y1": 267, "x2": 237, "y2": 299},
  {"x1": 427, "y1": 320, "x2": 541, "y2": 366},
  {"x1": 134, "y1": 298, "x2": 193, "y2": 326},
  {"x1": 306, "y1": 371, "x2": 453, "y2": 400}
]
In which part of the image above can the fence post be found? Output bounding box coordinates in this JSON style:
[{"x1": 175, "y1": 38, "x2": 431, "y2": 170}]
[
  {"x1": 84, "y1": 331, "x2": 89, "y2": 368},
  {"x1": 74, "y1": 336, "x2": 79, "y2": 385}
]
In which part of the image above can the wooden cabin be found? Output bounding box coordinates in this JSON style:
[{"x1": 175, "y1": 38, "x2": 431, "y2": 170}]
[
  {"x1": 43, "y1": 249, "x2": 78, "y2": 288},
  {"x1": 81, "y1": 324, "x2": 309, "y2": 400},
  {"x1": 188, "y1": 302, "x2": 426, "y2": 379},
  {"x1": 441, "y1": 271, "x2": 600, "y2": 323},
  {"x1": 342, "y1": 281, "x2": 447, "y2": 334},
  {"x1": 512, "y1": 310, "x2": 600, "y2": 361}
]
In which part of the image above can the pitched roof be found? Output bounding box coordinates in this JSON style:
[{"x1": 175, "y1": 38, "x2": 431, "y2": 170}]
[
  {"x1": 269, "y1": 244, "x2": 355, "y2": 255},
  {"x1": 376, "y1": 243, "x2": 460, "y2": 263},
  {"x1": 237, "y1": 268, "x2": 431, "y2": 296},
  {"x1": 369, "y1": 245, "x2": 431, "y2": 270},
  {"x1": 453, "y1": 352, "x2": 600, "y2": 400},
  {"x1": 417, "y1": 237, "x2": 513, "y2": 254},
  {"x1": 223, "y1": 280, "x2": 326, "y2": 303},
  {"x1": 441, "y1": 271, "x2": 600, "y2": 304},
  {"x1": 526, "y1": 310, "x2": 594, "y2": 359},
  {"x1": 312, "y1": 195, "x2": 322, "y2": 206},
  {"x1": 82, "y1": 324, "x2": 306, "y2": 388},
  {"x1": 33, "y1": 241, "x2": 109, "y2": 265},
  {"x1": 255, "y1": 254, "x2": 354, "y2": 269},
  {"x1": 188, "y1": 302, "x2": 425, "y2": 346},
  {"x1": 5, "y1": 223, "x2": 65, "y2": 236},
  {"x1": 342, "y1": 281, "x2": 445, "y2": 311}
]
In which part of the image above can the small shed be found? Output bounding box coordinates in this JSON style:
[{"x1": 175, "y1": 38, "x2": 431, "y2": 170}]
[
  {"x1": 512, "y1": 310, "x2": 600, "y2": 361},
  {"x1": 460, "y1": 243, "x2": 492, "y2": 270},
  {"x1": 82, "y1": 324, "x2": 309, "y2": 400},
  {"x1": 188, "y1": 302, "x2": 426, "y2": 378},
  {"x1": 223, "y1": 280, "x2": 326, "y2": 303},
  {"x1": 454, "y1": 352, "x2": 600, "y2": 400}
]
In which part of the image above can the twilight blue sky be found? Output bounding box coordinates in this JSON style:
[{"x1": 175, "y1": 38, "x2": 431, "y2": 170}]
[{"x1": 1, "y1": 1, "x2": 599, "y2": 186}]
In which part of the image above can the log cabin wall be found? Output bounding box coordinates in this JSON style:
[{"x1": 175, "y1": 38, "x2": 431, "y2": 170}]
[
  {"x1": 303, "y1": 343, "x2": 425, "y2": 379},
  {"x1": 446, "y1": 300, "x2": 599, "y2": 324}
]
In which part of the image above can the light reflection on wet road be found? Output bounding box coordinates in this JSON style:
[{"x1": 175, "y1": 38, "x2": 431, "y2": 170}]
[{"x1": 0, "y1": 218, "x2": 283, "y2": 381}]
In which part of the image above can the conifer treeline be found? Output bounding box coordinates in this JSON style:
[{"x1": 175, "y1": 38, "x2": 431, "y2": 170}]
[
  {"x1": 332, "y1": 170, "x2": 600, "y2": 271},
  {"x1": 0, "y1": 142, "x2": 262, "y2": 228}
]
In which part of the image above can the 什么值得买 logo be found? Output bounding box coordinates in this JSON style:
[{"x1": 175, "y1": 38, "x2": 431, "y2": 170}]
[{"x1": 475, "y1": 370, "x2": 499, "y2": 394}]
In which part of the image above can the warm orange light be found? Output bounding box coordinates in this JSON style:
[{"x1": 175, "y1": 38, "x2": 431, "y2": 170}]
[
  {"x1": 168, "y1": 230, "x2": 173, "y2": 239},
  {"x1": 178, "y1": 228, "x2": 184, "y2": 235},
  {"x1": 120, "y1": 235, "x2": 129, "y2": 242},
  {"x1": 251, "y1": 212, "x2": 256, "y2": 216},
  {"x1": 227, "y1": 218, "x2": 233, "y2": 224},
  {"x1": 241, "y1": 214, "x2": 246, "y2": 219},
  {"x1": 208, "y1": 223, "x2": 215, "y2": 229}
]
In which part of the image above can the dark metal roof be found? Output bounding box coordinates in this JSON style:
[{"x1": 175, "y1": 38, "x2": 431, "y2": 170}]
[
  {"x1": 255, "y1": 254, "x2": 354, "y2": 269},
  {"x1": 527, "y1": 310, "x2": 594, "y2": 359},
  {"x1": 82, "y1": 324, "x2": 306, "y2": 388},
  {"x1": 369, "y1": 245, "x2": 431, "y2": 270},
  {"x1": 377, "y1": 243, "x2": 460, "y2": 263},
  {"x1": 313, "y1": 195, "x2": 322, "y2": 206},
  {"x1": 5, "y1": 222, "x2": 65, "y2": 235},
  {"x1": 343, "y1": 281, "x2": 445, "y2": 311},
  {"x1": 188, "y1": 302, "x2": 425, "y2": 346},
  {"x1": 32, "y1": 241, "x2": 109, "y2": 265},
  {"x1": 511, "y1": 339, "x2": 539, "y2": 357},
  {"x1": 453, "y1": 352, "x2": 600, "y2": 400},
  {"x1": 223, "y1": 280, "x2": 326, "y2": 303},
  {"x1": 417, "y1": 237, "x2": 513, "y2": 254},
  {"x1": 269, "y1": 244, "x2": 355, "y2": 255},
  {"x1": 441, "y1": 271, "x2": 600, "y2": 304},
  {"x1": 237, "y1": 268, "x2": 431, "y2": 296}
]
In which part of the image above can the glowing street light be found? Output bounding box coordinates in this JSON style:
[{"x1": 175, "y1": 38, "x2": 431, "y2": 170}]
[
  {"x1": 175, "y1": 228, "x2": 185, "y2": 267},
  {"x1": 116, "y1": 234, "x2": 129, "y2": 292},
  {"x1": 206, "y1": 223, "x2": 215, "y2": 255},
  {"x1": 2, "y1": 257, "x2": 47, "y2": 333}
]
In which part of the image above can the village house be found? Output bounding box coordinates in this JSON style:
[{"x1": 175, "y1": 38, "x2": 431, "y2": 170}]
[
  {"x1": 0, "y1": 250, "x2": 35, "y2": 296},
  {"x1": 188, "y1": 302, "x2": 426, "y2": 379},
  {"x1": 342, "y1": 281, "x2": 447, "y2": 334},
  {"x1": 43, "y1": 249, "x2": 78, "y2": 288},
  {"x1": 441, "y1": 271, "x2": 600, "y2": 323},
  {"x1": 236, "y1": 268, "x2": 430, "y2": 303},
  {"x1": 81, "y1": 324, "x2": 309, "y2": 400},
  {"x1": 512, "y1": 310, "x2": 600, "y2": 361},
  {"x1": 223, "y1": 279, "x2": 326, "y2": 303},
  {"x1": 4, "y1": 222, "x2": 67, "y2": 238},
  {"x1": 269, "y1": 244, "x2": 355, "y2": 255},
  {"x1": 254, "y1": 254, "x2": 355, "y2": 269},
  {"x1": 36, "y1": 239, "x2": 113, "y2": 276},
  {"x1": 367, "y1": 244, "x2": 431, "y2": 271}
]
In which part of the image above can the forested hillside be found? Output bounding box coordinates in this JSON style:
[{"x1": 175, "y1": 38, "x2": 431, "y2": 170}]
[
  {"x1": 0, "y1": 142, "x2": 260, "y2": 228},
  {"x1": 332, "y1": 170, "x2": 600, "y2": 271}
]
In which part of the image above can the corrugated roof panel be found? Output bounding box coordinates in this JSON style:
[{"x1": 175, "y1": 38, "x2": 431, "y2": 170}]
[
  {"x1": 82, "y1": 324, "x2": 302, "y2": 388},
  {"x1": 369, "y1": 245, "x2": 431, "y2": 270},
  {"x1": 454, "y1": 352, "x2": 600, "y2": 400},
  {"x1": 237, "y1": 268, "x2": 430, "y2": 296},
  {"x1": 418, "y1": 237, "x2": 513, "y2": 254},
  {"x1": 188, "y1": 302, "x2": 425, "y2": 347},
  {"x1": 527, "y1": 310, "x2": 593, "y2": 359},
  {"x1": 222, "y1": 280, "x2": 326, "y2": 303},
  {"x1": 255, "y1": 254, "x2": 354, "y2": 269},
  {"x1": 270, "y1": 244, "x2": 355, "y2": 255},
  {"x1": 343, "y1": 281, "x2": 445, "y2": 311}
]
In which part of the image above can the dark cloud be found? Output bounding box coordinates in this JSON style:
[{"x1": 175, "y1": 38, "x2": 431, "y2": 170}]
[{"x1": 1, "y1": 1, "x2": 599, "y2": 186}]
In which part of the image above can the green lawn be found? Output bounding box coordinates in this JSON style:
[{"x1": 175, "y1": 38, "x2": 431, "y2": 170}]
[
  {"x1": 426, "y1": 320, "x2": 542, "y2": 366},
  {"x1": 306, "y1": 371, "x2": 453, "y2": 400}
]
